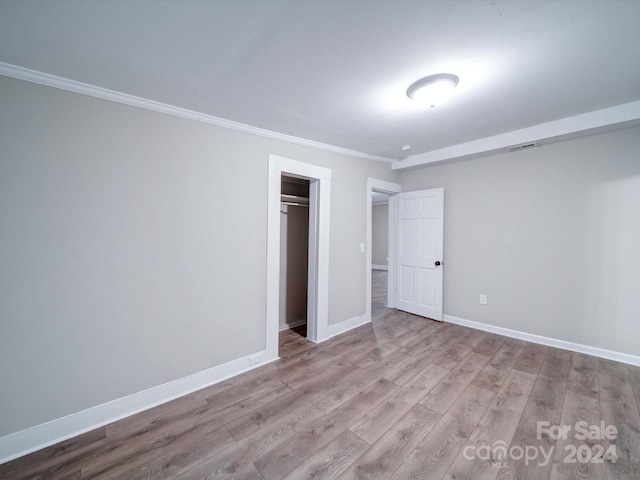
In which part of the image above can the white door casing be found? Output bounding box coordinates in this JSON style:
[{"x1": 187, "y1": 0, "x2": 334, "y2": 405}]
[
  {"x1": 266, "y1": 155, "x2": 331, "y2": 360},
  {"x1": 395, "y1": 188, "x2": 444, "y2": 320}
]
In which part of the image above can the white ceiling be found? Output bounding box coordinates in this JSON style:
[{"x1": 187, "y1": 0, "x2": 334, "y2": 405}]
[{"x1": 1, "y1": 0, "x2": 639, "y2": 163}]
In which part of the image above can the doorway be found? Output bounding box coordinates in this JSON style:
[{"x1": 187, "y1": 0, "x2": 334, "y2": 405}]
[
  {"x1": 371, "y1": 192, "x2": 390, "y2": 314},
  {"x1": 366, "y1": 178, "x2": 401, "y2": 322},
  {"x1": 279, "y1": 176, "x2": 310, "y2": 338},
  {"x1": 266, "y1": 155, "x2": 331, "y2": 361}
]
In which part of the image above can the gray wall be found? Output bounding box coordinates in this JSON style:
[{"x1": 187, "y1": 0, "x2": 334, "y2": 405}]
[
  {"x1": 372, "y1": 203, "x2": 389, "y2": 267},
  {"x1": 0, "y1": 76, "x2": 399, "y2": 437},
  {"x1": 401, "y1": 126, "x2": 640, "y2": 357}
]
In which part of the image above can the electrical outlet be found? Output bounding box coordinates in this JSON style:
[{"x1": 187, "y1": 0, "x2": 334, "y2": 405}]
[{"x1": 479, "y1": 294, "x2": 488, "y2": 305}]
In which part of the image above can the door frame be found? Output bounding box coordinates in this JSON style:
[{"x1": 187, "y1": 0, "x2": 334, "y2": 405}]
[
  {"x1": 267, "y1": 155, "x2": 331, "y2": 358},
  {"x1": 366, "y1": 178, "x2": 401, "y2": 321}
]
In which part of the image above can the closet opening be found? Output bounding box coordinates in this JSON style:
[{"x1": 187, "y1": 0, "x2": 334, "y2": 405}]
[{"x1": 279, "y1": 176, "x2": 310, "y2": 340}]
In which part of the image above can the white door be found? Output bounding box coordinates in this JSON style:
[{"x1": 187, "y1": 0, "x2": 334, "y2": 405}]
[{"x1": 395, "y1": 188, "x2": 444, "y2": 320}]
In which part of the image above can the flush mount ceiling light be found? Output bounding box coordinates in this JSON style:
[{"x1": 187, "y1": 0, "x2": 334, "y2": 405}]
[{"x1": 407, "y1": 73, "x2": 459, "y2": 107}]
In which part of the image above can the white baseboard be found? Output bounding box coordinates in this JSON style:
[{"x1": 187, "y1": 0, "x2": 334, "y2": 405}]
[
  {"x1": 372, "y1": 264, "x2": 388, "y2": 271},
  {"x1": 327, "y1": 314, "x2": 370, "y2": 339},
  {"x1": 279, "y1": 319, "x2": 307, "y2": 332},
  {"x1": 0, "y1": 350, "x2": 278, "y2": 464},
  {"x1": 443, "y1": 314, "x2": 640, "y2": 367}
]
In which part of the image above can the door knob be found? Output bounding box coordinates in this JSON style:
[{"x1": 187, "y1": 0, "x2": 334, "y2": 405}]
[{"x1": 435, "y1": 261, "x2": 441, "y2": 266}]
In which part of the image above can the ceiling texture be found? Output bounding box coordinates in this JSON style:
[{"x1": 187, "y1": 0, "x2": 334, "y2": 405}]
[{"x1": 1, "y1": 0, "x2": 639, "y2": 168}]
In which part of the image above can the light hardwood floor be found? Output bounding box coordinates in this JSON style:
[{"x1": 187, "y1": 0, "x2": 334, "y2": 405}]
[{"x1": 2, "y1": 270, "x2": 640, "y2": 479}]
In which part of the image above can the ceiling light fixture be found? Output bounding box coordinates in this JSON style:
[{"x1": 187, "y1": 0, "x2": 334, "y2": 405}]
[{"x1": 407, "y1": 73, "x2": 459, "y2": 107}]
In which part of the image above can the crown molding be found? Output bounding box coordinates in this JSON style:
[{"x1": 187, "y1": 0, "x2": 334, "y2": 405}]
[{"x1": 0, "y1": 62, "x2": 392, "y2": 163}]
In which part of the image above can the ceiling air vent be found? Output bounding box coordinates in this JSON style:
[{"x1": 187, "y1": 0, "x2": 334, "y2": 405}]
[{"x1": 506, "y1": 142, "x2": 537, "y2": 152}]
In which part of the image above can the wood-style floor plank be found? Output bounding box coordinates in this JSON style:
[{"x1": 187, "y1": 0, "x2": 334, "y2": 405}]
[
  {"x1": 281, "y1": 355, "x2": 352, "y2": 391},
  {"x1": 349, "y1": 364, "x2": 450, "y2": 445},
  {"x1": 550, "y1": 353, "x2": 602, "y2": 480},
  {"x1": 88, "y1": 423, "x2": 235, "y2": 480},
  {"x1": 513, "y1": 342, "x2": 549, "y2": 375},
  {"x1": 174, "y1": 402, "x2": 325, "y2": 479},
  {"x1": 443, "y1": 369, "x2": 538, "y2": 479},
  {"x1": 224, "y1": 387, "x2": 308, "y2": 441},
  {"x1": 2, "y1": 270, "x2": 639, "y2": 480},
  {"x1": 473, "y1": 332, "x2": 507, "y2": 357},
  {"x1": 281, "y1": 429, "x2": 370, "y2": 480},
  {"x1": 337, "y1": 404, "x2": 441, "y2": 480},
  {"x1": 598, "y1": 366, "x2": 640, "y2": 480},
  {"x1": 472, "y1": 338, "x2": 526, "y2": 392},
  {"x1": 418, "y1": 351, "x2": 491, "y2": 415},
  {"x1": 434, "y1": 344, "x2": 472, "y2": 370},
  {"x1": 498, "y1": 348, "x2": 569, "y2": 480},
  {"x1": 628, "y1": 364, "x2": 640, "y2": 425},
  {"x1": 549, "y1": 389, "x2": 603, "y2": 480},
  {"x1": 390, "y1": 384, "x2": 495, "y2": 480},
  {"x1": 308, "y1": 360, "x2": 393, "y2": 414},
  {"x1": 253, "y1": 379, "x2": 398, "y2": 480},
  {"x1": 349, "y1": 340, "x2": 405, "y2": 370},
  {"x1": 566, "y1": 352, "x2": 600, "y2": 397}
]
